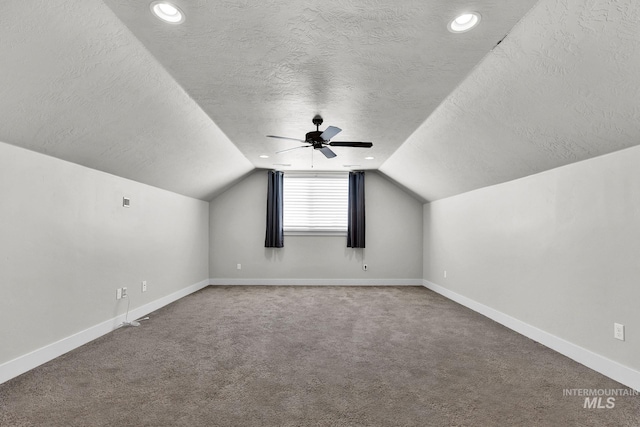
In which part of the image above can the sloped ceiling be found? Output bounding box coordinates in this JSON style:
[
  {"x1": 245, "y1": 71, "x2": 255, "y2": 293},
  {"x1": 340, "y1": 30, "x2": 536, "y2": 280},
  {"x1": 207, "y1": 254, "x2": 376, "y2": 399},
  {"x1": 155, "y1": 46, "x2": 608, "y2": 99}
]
[
  {"x1": 381, "y1": 0, "x2": 640, "y2": 200},
  {"x1": 0, "y1": 0, "x2": 253, "y2": 200},
  {"x1": 2, "y1": 0, "x2": 638, "y2": 202},
  {"x1": 102, "y1": 0, "x2": 535, "y2": 176}
]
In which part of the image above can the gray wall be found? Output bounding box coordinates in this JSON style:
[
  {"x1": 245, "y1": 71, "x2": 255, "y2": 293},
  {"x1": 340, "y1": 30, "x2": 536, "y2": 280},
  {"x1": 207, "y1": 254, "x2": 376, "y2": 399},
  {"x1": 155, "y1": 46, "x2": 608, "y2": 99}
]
[
  {"x1": 0, "y1": 142, "x2": 209, "y2": 365},
  {"x1": 424, "y1": 144, "x2": 640, "y2": 371},
  {"x1": 210, "y1": 170, "x2": 423, "y2": 280}
]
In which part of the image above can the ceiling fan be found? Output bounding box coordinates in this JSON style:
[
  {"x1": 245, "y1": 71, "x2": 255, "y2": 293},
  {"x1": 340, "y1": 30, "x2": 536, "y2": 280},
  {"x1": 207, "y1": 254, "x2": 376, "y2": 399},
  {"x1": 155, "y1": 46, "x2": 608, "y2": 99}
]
[{"x1": 266, "y1": 115, "x2": 373, "y2": 158}]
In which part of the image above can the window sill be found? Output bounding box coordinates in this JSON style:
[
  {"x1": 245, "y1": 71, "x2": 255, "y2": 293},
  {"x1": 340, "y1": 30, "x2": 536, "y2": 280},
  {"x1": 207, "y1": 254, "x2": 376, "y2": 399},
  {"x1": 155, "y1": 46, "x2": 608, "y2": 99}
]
[{"x1": 284, "y1": 230, "x2": 347, "y2": 237}]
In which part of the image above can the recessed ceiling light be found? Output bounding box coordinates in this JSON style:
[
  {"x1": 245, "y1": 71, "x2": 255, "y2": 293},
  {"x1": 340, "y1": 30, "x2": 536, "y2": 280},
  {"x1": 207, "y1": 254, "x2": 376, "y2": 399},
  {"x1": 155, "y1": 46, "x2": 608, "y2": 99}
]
[
  {"x1": 150, "y1": 1, "x2": 185, "y2": 24},
  {"x1": 259, "y1": 155, "x2": 270, "y2": 159},
  {"x1": 364, "y1": 156, "x2": 375, "y2": 160},
  {"x1": 448, "y1": 12, "x2": 481, "y2": 33}
]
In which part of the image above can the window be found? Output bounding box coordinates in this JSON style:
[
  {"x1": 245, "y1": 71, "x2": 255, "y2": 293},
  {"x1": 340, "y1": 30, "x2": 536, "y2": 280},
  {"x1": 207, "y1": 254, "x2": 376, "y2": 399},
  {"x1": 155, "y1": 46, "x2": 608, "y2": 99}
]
[{"x1": 283, "y1": 172, "x2": 348, "y2": 234}]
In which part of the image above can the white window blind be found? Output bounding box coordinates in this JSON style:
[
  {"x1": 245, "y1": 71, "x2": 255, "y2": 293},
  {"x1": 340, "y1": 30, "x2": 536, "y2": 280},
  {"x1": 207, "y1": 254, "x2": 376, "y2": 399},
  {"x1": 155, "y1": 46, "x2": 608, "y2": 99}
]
[{"x1": 283, "y1": 172, "x2": 348, "y2": 233}]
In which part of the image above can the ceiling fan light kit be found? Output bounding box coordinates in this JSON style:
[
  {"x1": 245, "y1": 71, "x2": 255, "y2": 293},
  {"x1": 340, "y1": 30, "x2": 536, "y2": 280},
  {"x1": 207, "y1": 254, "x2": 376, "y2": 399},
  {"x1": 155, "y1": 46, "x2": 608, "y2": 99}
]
[{"x1": 267, "y1": 115, "x2": 373, "y2": 159}]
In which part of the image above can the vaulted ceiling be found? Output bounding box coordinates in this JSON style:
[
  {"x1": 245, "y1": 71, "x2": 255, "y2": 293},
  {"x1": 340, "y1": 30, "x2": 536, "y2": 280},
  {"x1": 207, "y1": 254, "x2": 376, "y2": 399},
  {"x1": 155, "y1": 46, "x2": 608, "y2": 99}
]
[{"x1": 1, "y1": 0, "x2": 639, "y2": 201}]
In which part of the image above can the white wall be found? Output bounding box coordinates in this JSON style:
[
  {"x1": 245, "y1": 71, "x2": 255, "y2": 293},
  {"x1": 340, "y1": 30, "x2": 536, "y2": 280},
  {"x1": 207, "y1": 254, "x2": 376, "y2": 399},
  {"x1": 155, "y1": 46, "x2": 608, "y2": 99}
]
[
  {"x1": 0, "y1": 142, "x2": 209, "y2": 366},
  {"x1": 209, "y1": 170, "x2": 423, "y2": 282},
  {"x1": 424, "y1": 144, "x2": 640, "y2": 372}
]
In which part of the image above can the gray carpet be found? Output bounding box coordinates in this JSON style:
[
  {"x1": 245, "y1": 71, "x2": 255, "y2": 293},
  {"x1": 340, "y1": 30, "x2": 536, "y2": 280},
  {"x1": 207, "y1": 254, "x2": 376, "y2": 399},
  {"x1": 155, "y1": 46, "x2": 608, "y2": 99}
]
[{"x1": 1, "y1": 286, "x2": 638, "y2": 426}]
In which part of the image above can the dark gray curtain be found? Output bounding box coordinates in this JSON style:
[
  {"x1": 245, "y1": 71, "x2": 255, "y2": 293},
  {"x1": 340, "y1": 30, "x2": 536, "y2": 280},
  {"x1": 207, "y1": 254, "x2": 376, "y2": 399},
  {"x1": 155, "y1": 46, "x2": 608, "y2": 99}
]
[
  {"x1": 265, "y1": 170, "x2": 284, "y2": 248},
  {"x1": 347, "y1": 171, "x2": 365, "y2": 248}
]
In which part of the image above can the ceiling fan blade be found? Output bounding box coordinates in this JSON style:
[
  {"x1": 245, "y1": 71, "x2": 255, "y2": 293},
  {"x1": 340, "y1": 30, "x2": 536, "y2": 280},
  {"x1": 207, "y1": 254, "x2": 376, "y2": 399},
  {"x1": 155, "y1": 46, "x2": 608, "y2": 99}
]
[
  {"x1": 328, "y1": 141, "x2": 373, "y2": 148},
  {"x1": 267, "y1": 135, "x2": 306, "y2": 142},
  {"x1": 319, "y1": 147, "x2": 337, "y2": 158},
  {"x1": 320, "y1": 126, "x2": 342, "y2": 141},
  {"x1": 276, "y1": 145, "x2": 310, "y2": 154}
]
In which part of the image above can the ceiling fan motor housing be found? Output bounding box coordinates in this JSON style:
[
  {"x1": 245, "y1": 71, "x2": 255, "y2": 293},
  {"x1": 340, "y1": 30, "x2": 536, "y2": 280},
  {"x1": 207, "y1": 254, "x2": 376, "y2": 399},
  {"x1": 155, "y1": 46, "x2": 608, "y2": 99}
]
[{"x1": 306, "y1": 131, "x2": 326, "y2": 148}]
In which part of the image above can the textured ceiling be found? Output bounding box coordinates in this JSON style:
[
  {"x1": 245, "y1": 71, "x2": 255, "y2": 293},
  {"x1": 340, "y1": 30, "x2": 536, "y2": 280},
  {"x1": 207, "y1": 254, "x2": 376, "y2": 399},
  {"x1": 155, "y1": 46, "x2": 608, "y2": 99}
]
[
  {"x1": 2, "y1": 0, "x2": 637, "y2": 202},
  {"x1": 0, "y1": 0, "x2": 252, "y2": 200},
  {"x1": 103, "y1": 0, "x2": 536, "y2": 175},
  {"x1": 381, "y1": 0, "x2": 640, "y2": 200}
]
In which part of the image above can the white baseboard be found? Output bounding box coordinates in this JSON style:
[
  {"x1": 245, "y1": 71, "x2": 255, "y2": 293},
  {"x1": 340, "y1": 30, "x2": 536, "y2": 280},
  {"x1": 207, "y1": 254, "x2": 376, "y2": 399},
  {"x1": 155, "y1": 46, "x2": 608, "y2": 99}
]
[
  {"x1": 422, "y1": 279, "x2": 640, "y2": 392},
  {"x1": 210, "y1": 278, "x2": 423, "y2": 286},
  {"x1": 0, "y1": 279, "x2": 209, "y2": 385}
]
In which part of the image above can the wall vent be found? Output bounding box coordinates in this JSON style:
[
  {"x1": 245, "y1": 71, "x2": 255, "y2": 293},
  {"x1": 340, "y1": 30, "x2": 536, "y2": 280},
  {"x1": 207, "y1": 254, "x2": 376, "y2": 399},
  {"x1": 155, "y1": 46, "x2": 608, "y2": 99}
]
[{"x1": 122, "y1": 197, "x2": 131, "y2": 208}]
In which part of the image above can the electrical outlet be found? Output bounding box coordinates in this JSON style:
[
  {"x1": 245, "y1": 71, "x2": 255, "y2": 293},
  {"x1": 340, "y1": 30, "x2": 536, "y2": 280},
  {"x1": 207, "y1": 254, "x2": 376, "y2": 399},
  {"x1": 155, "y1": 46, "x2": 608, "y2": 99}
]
[
  {"x1": 142, "y1": 281, "x2": 147, "y2": 292},
  {"x1": 122, "y1": 287, "x2": 127, "y2": 298},
  {"x1": 444, "y1": 270, "x2": 447, "y2": 278},
  {"x1": 237, "y1": 263, "x2": 242, "y2": 270},
  {"x1": 614, "y1": 323, "x2": 625, "y2": 341},
  {"x1": 363, "y1": 264, "x2": 368, "y2": 271},
  {"x1": 116, "y1": 288, "x2": 122, "y2": 300}
]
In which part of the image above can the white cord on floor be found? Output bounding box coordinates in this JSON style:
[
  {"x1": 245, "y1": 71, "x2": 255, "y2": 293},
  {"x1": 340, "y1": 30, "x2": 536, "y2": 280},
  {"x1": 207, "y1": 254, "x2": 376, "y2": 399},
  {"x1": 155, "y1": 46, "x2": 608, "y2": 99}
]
[{"x1": 119, "y1": 294, "x2": 150, "y2": 328}]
